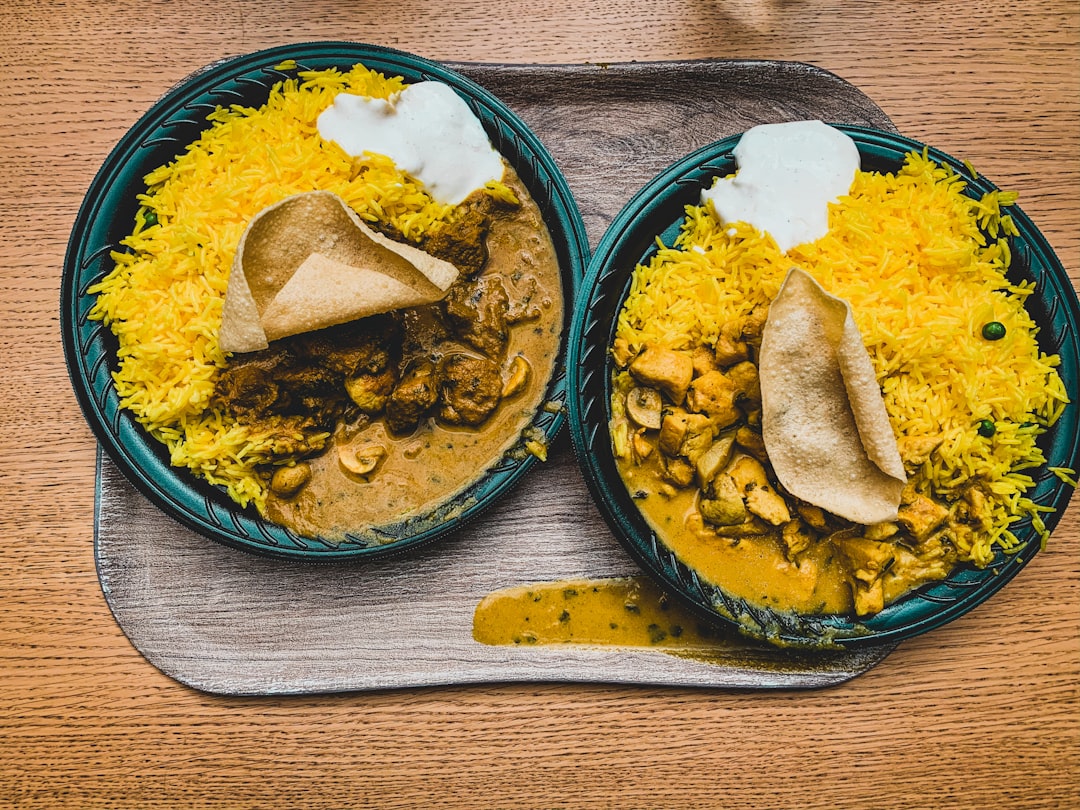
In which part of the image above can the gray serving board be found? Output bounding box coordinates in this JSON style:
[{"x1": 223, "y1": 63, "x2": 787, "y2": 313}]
[{"x1": 96, "y1": 59, "x2": 899, "y2": 695}]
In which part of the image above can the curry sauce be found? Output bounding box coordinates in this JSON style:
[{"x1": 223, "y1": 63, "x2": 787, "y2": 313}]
[{"x1": 473, "y1": 576, "x2": 735, "y2": 650}]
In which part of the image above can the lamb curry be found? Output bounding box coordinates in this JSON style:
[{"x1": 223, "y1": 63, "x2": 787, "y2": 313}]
[{"x1": 213, "y1": 166, "x2": 563, "y2": 540}]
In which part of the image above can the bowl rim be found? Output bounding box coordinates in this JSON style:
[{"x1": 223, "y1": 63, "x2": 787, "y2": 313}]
[
  {"x1": 567, "y1": 123, "x2": 1080, "y2": 647},
  {"x1": 61, "y1": 41, "x2": 589, "y2": 561}
]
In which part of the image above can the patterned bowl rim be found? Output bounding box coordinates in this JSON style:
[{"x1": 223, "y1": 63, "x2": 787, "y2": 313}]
[
  {"x1": 567, "y1": 124, "x2": 1079, "y2": 647},
  {"x1": 61, "y1": 42, "x2": 589, "y2": 561}
]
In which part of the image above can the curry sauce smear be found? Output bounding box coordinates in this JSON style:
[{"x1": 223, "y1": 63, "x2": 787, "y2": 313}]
[{"x1": 473, "y1": 576, "x2": 733, "y2": 650}]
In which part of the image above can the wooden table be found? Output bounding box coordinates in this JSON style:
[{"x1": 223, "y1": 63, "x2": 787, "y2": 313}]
[{"x1": 3, "y1": 2, "x2": 1077, "y2": 807}]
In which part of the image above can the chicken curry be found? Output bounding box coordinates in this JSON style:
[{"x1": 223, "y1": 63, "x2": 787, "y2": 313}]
[{"x1": 609, "y1": 308, "x2": 991, "y2": 618}]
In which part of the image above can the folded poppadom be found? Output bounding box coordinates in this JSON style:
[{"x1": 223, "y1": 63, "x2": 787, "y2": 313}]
[
  {"x1": 218, "y1": 191, "x2": 459, "y2": 353},
  {"x1": 758, "y1": 267, "x2": 906, "y2": 525}
]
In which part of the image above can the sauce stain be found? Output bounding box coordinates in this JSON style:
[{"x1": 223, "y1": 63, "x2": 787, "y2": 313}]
[{"x1": 473, "y1": 576, "x2": 737, "y2": 652}]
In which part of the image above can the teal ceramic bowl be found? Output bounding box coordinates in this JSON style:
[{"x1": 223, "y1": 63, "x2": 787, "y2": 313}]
[
  {"x1": 568, "y1": 125, "x2": 1079, "y2": 647},
  {"x1": 62, "y1": 43, "x2": 587, "y2": 561}
]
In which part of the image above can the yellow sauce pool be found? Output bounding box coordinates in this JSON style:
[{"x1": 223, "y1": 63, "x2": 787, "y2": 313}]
[{"x1": 472, "y1": 575, "x2": 734, "y2": 651}]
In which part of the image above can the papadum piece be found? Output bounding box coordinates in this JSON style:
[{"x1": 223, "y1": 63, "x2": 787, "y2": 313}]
[
  {"x1": 219, "y1": 191, "x2": 459, "y2": 353},
  {"x1": 758, "y1": 267, "x2": 906, "y2": 524}
]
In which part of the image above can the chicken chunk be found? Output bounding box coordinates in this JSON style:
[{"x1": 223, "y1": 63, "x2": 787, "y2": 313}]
[
  {"x1": 629, "y1": 346, "x2": 694, "y2": 404},
  {"x1": 745, "y1": 483, "x2": 791, "y2": 526},
  {"x1": 659, "y1": 454, "x2": 696, "y2": 488},
  {"x1": 725, "y1": 455, "x2": 790, "y2": 526},
  {"x1": 835, "y1": 536, "x2": 896, "y2": 616},
  {"x1": 727, "y1": 360, "x2": 761, "y2": 403},
  {"x1": 734, "y1": 426, "x2": 767, "y2": 463},
  {"x1": 691, "y1": 345, "x2": 719, "y2": 376},
  {"x1": 611, "y1": 337, "x2": 635, "y2": 368},
  {"x1": 657, "y1": 410, "x2": 715, "y2": 458},
  {"x1": 713, "y1": 321, "x2": 750, "y2": 367},
  {"x1": 897, "y1": 493, "x2": 950, "y2": 540},
  {"x1": 897, "y1": 434, "x2": 943, "y2": 467},
  {"x1": 686, "y1": 370, "x2": 740, "y2": 427},
  {"x1": 781, "y1": 519, "x2": 815, "y2": 560},
  {"x1": 728, "y1": 455, "x2": 769, "y2": 492},
  {"x1": 699, "y1": 472, "x2": 747, "y2": 526}
]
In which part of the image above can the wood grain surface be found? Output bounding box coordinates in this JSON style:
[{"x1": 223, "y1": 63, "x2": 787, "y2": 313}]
[{"x1": 2, "y1": 1, "x2": 1077, "y2": 808}]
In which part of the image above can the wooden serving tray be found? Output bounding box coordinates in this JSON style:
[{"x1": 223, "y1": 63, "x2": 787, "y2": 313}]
[{"x1": 95, "y1": 59, "x2": 899, "y2": 695}]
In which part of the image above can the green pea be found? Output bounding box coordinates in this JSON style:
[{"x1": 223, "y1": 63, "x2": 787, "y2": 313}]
[
  {"x1": 142, "y1": 209, "x2": 158, "y2": 228},
  {"x1": 981, "y1": 321, "x2": 1006, "y2": 340},
  {"x1": 977, "y1": 419, "x2": 997, "y2": 437}
]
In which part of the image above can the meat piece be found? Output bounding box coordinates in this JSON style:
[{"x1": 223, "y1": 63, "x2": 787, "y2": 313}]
[
  {"x1": 897, "y1": 434, "x2": 943, "y2": 467},
  {"x1": 713, "y1": 312, "x2": 767, "y2": 366},
  {"x1": 629, "y1": 346, "x2": 694, "y2": 404},
  {"x1": 686, "y1": 370, "x2": 740, "y2": 427},
  {"x1": 835, "y1": 536, "x2": 896, "y2": 616},
  {"x1": 659, "y1": 454, "x2": 696, "y2": 488},
  {"x1": 713, "y1": 321, "x2": 750, "y2": 367},
  {"x1": 438, "y1": 353, "x2": 503, "y2": 426},
  {"x1": 443, "y1": 276, "x2": 510, "y2": 359},
  {"x1": 699, "y1": 473, "x2": 747, "y2": 526},
  {"x1": 271, "y1": 364, "x2": 341, "y2": 413},
  {"x1": 421, "y1": 194, "x2": 493, "y2": 276},
  {"x1": 657, "y1": 410, "x2": 714, "y2": 459},
  {"x1": 691, "y1": 345, "x2": 719, "y2": 376},
  {"x1": 727, "y1": 361, "x2": 761, "y2": 403},
  {"x1": 728, "y1": 455, "x2": 769, "y2": 492},
  {"x1": 294, "y1": 315, "x2": 399, "y2": 377},
  {"x1": 611, "y1": 337, "x2": 635, "y2": 368},
  {"x1": 745, "y1": 484, "x2": 791, "y2": 526},
  {"x1": 897, "y1": 493, "x2": 950, "y2": 540},
  {"x1": 795, "y1": 501, "x2": 828, "y2": 530},
  {"x1": 400, "y1": 304, "x2": 451, "y2": 358},
  {"x1": 781, "y1": 519, "x2": 815, "y2": 560},
  {"x1": 728, "y1": 455, "x2": 790, "y2": 526},
  {"x1": 385, "y1": 359, "x2": 439, "y2": 433},
  {"x1": 213, "y1": 361, "x2": 281, "y2": 419},
  {"x1": 734, "y1": 426, "x2": 768, "y2": 463}
]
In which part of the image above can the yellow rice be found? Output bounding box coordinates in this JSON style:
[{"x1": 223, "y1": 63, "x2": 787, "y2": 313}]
[
  {"x1": 615, "y1": 151, "x2": 1069, "y2": 566},
  {"x1": 88, "y1": 63, "x2": 515, "y2": 511}
]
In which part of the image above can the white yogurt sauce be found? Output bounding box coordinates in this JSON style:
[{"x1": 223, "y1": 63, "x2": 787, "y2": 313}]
[
  {"x1": 317, "y1": 81, "x2": 504, "y2": 206},
  {"x1": 700, "y1": 120, "x2": 859, "y2": 253}
]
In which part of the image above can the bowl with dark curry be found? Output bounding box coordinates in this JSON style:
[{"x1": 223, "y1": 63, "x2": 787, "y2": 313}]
[
  {"x1": 568, "y1": 122, "x2": 1079, "y2": 647},
  {"x1": 63, "y1": 43, "x2": 587, "y2": 560}
]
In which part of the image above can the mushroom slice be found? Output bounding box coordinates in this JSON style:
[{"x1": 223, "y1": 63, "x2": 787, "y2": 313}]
[
  {"x1": 502, "y1": 355, "x2": 531, "y2": 398},
  {"x1": 626, "y1": 386, "x2": 663, "y2": 430},
  {"x1": 339, "y1": 443, "x2": 387, "y2": 476}
]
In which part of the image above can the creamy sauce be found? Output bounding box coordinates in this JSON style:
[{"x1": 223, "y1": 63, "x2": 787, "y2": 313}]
[
  {"x1": 701, "y1": 120, "x2": 859, "y2": 253},
  {"x1": 473, "y1": 576, "x2": 737, "y2": 650},
  {"x1": 263, "y1": 168, "x2": 562, "y2": 539},
  {"x1": 317, "y1": 81, "x2": 505, "y2": 206},
  {"x1": 617, "y1": 450, "x2": 854, "y2": 614}
]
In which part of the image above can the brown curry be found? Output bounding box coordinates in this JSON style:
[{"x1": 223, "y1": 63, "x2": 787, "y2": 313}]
[{"x1": 211, "y1": 167, "x2": 562, "y2": 539}]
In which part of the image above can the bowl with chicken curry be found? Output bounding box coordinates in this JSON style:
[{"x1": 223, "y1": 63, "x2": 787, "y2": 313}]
[
  {"x1": 63, "y1": 43, "x2": 587, "y2": 560},
  {"x1": 568, "y1": 124, "x2": 1079, "y2": 647}
]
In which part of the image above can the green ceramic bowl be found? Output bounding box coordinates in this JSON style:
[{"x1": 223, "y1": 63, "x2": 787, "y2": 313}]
[
  {"x1": 568, "y1": 125, "x2": 1079, "y2": 647},
  {"x1": 62, "y1": 43, "x2": 587, "y2": 561}
]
